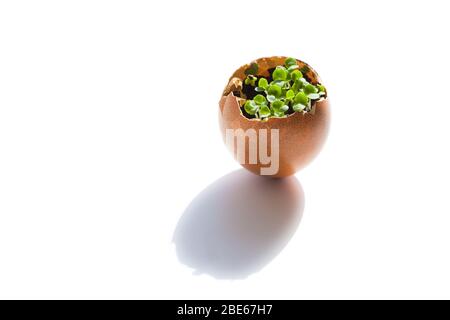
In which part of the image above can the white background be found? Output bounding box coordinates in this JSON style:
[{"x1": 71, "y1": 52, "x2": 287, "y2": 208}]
[{"x1": 1, "y1": 0, "x2": 450, "y2": 299}]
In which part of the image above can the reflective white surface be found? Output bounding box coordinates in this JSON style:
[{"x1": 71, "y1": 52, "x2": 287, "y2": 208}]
[{"x1": 1, "y1": 0, "x2": 450, "y2": 299}]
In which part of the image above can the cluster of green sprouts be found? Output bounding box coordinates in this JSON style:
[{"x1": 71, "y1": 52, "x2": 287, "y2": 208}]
[{"x1": 242, "y1": 57, "x2": 326, "y2": 120}]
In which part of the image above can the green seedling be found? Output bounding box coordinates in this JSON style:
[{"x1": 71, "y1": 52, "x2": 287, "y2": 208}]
[{"x1": 241, "y1": 57, "x2": 326, "y2": 119}]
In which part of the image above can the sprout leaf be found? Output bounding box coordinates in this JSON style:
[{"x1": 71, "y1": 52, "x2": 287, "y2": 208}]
[
  {"x1": 258, "y1": 78, "x2": 269, "y2": 89},
  {"x1": 308, "y1": 93, "x2": 320, "y2": 100},
  {"x1": 259, "y1": 105, "x2": 271, "y2": 118},
  {"x1": 285, "y1": 57, "x2": 297, "y2": 67},
  {"x1": 286, "y1": 89, "x2": 295, "y2": 100},
  {"x1": 294, "y1": 92, "x2": 308, "y2": 105},
  {"x1": 304, "y1": 84, "x2": 318, "y2": 94},
  {"x1": 244, "y1": 62, "x2": 259, "y2": 75},
  {"x1": 267, "y1": 84, "x2": 282, "y2": 97},
  {"x1": 272, "y1": 67, "x2": 288, "y2": 81},
  {"x1": 254, "y1": 94, "x2": 267, "y2": 105},
  {"x1": 244, "y1": 100, "x2": 258, "y2": 115},
  {"x1": 293, "y1": 103, "x2": 306, "y2": 112}
]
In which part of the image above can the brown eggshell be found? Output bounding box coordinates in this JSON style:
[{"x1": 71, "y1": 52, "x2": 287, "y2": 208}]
[{"x1": 219, "y1": 56, "x2": 330, "y2": 178}]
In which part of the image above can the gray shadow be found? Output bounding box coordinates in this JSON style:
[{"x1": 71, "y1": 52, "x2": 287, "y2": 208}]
[{"x1": 173, "y1": 169, "x2": 304, "y2": 279}]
